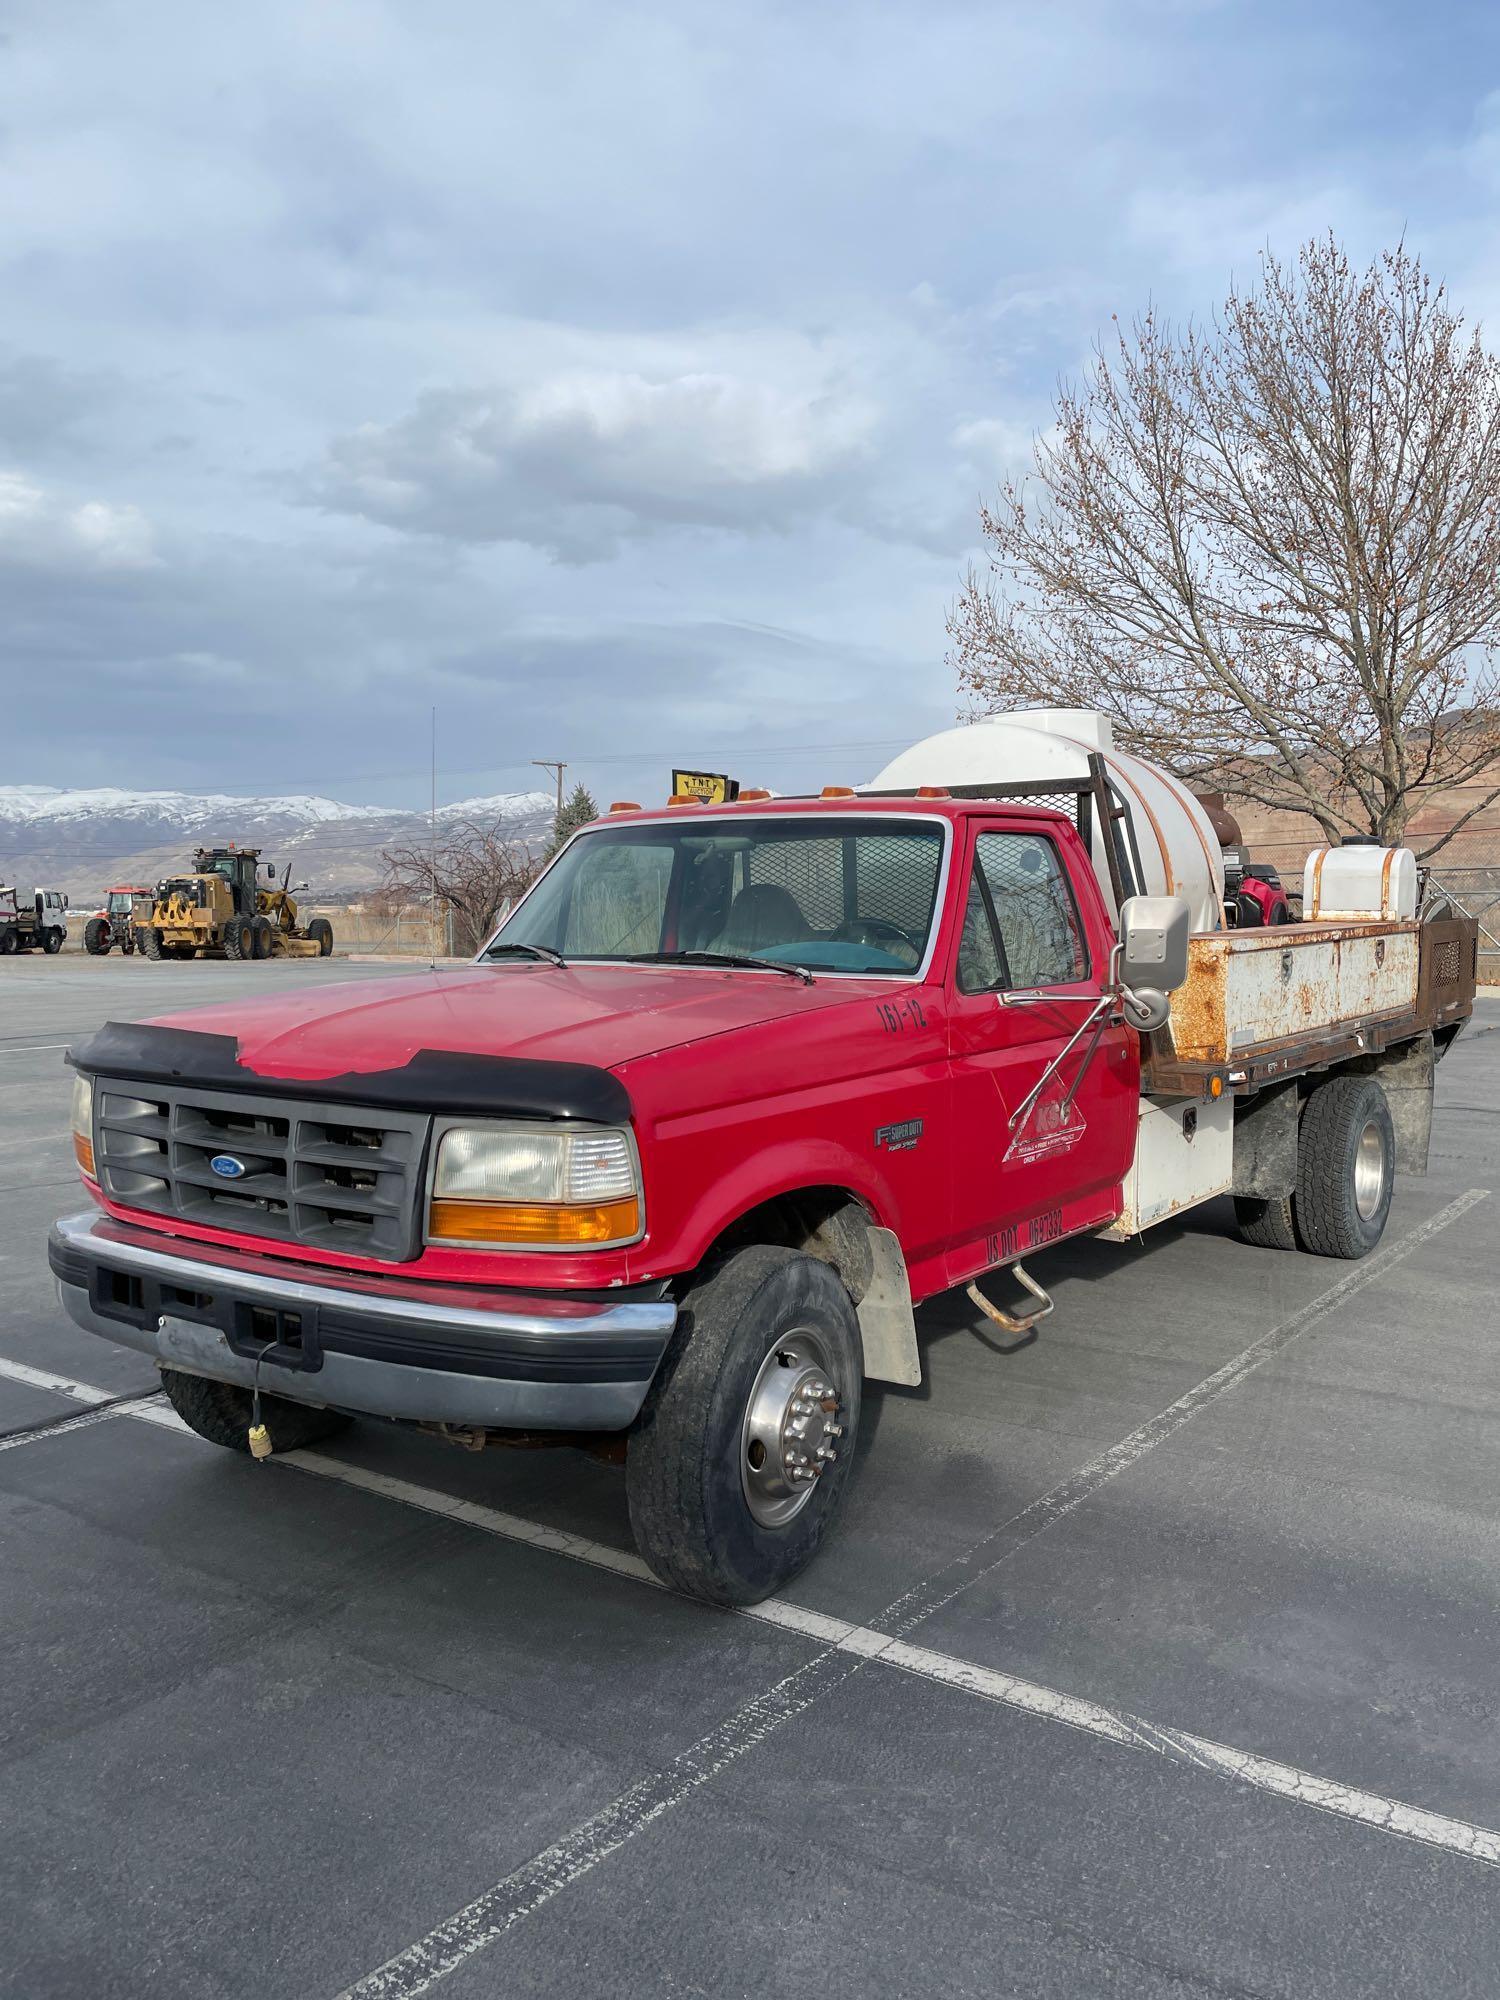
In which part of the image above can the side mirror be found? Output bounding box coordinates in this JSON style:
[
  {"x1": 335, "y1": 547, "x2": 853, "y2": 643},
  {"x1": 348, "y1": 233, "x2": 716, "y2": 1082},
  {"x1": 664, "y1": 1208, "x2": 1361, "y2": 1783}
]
[{"x1": 1116, "y1": 895, "x2": 1191, "y2": 1032}]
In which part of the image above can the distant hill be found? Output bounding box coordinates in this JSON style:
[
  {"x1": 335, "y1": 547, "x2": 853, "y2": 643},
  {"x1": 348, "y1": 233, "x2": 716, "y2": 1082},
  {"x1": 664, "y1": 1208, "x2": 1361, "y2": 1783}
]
[{"x1": 0, "y1": 785, "x2": 555, "y2": 902}]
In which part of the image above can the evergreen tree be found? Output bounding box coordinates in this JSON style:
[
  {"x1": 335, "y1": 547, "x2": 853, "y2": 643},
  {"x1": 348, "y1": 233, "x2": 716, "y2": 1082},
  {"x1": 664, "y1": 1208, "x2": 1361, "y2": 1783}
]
[{"x1": 548, "y1": 782, "x2": 599, "y2": 857}]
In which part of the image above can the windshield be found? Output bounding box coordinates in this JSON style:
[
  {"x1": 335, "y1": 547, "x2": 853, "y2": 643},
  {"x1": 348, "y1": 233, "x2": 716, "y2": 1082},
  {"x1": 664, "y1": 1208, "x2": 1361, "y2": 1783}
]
[{"x1": 488, "y1": 816, "x2": 946, "y2": 976}]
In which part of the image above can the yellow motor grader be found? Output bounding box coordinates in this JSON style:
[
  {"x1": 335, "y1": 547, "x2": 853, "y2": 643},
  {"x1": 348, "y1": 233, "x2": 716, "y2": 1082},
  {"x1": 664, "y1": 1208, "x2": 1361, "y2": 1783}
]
[{"x1": 141, "y1": 847, "x2": 334, "y2": 962}]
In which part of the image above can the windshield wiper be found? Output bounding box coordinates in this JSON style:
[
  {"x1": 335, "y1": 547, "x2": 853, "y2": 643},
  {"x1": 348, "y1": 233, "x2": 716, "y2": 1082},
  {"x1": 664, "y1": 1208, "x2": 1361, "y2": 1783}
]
[
  {"x1": 483, "y1": 941, "x2": 566, "y2": 966},
  {"x1": 644, "y1": 948, "x2": 813, "y2": 986}
]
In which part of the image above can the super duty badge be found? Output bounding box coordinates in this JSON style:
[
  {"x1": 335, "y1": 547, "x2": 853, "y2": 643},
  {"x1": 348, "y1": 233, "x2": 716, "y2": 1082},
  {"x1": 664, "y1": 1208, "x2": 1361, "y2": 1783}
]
[{"x1": 875, "y1": 1118, "x2": 923, "y2": 1152}]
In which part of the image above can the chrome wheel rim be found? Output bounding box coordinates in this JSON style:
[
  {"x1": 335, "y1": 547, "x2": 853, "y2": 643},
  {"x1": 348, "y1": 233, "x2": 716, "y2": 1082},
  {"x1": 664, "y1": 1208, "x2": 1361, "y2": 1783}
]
[
  {"x1": 1354, "y1": 1119, "x2": 1387, "y2": 1220},
  {"x1": 740, "y1": 1330, "x2": 844, "y2": 1529}
]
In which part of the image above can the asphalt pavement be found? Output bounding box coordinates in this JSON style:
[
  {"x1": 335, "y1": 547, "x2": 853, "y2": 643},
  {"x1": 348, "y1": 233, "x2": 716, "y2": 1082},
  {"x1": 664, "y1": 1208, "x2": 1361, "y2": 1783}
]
[{"x1": 2, "y1": 953, "x2": 1498, "y2": 1999}]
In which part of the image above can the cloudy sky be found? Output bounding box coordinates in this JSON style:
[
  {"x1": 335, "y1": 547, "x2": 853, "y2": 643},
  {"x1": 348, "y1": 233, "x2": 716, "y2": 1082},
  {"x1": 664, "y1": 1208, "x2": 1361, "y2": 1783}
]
[{"x1": 3, "y1": 0, "x2": 1500, "y2": 811}]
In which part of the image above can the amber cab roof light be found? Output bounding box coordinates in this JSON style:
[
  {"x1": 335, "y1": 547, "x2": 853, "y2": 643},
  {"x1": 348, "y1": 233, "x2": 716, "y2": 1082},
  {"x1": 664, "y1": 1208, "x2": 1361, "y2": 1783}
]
[
  {"x1": 738, "y1": 787, "x2": 772, "y2": 802},
  {"x1": 820, "y1": 785, "x2": 856, "y2": 799},
  {"x1": 608, "y1": 801, "x2": 641, "y2": 814},
  {"x1": 915, "y1": 785, "x2": 950, "y2": 799}
]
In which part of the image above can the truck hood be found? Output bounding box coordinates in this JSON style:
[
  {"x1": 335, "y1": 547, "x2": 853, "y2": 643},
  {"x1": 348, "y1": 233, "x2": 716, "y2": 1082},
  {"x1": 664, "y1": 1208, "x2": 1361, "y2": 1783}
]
[{"x1": 149, "y1": 961, "x2": 878, "y2": 1081}]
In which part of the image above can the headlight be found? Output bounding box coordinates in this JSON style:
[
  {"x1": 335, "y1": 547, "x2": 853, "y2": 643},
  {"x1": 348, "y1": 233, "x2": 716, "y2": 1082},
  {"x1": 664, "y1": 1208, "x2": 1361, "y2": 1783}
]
[
  {"x1": 71, "y1": 1073, "x2": 96, "y2": 1180},
  {"x1": 428, "y1": 1123, "x2": 642, "y2": 1248}
]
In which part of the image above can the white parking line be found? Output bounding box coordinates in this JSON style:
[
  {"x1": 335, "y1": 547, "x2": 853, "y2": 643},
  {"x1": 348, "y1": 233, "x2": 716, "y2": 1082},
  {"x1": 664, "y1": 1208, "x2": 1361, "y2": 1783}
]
[
  {"x1": 1, "y1": 1186, "x2": 1492, "y2": 2000},
  {"x1": 0, "y1": 1355, "x2": 143, "y2": 1403},
  {"x1": 0, "y1": 1044, "x2": 70, "y2": 1057},
  {"x1": 0, "y1": 1393, "x2": 165, "y2": 1453}
]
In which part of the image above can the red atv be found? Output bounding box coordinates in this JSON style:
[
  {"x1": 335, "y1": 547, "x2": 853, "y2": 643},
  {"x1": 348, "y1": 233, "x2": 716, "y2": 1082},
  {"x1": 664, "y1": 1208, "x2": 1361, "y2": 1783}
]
[{"x1": 1225, "y1": 856, "x2": 1292, "y2": 927}]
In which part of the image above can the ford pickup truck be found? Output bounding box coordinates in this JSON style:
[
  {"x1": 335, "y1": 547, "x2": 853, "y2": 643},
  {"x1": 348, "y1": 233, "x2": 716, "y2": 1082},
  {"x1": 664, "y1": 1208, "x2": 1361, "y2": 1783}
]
[{"x1": 52, "y1": 760, "x2": 1477, "y2": 1604}]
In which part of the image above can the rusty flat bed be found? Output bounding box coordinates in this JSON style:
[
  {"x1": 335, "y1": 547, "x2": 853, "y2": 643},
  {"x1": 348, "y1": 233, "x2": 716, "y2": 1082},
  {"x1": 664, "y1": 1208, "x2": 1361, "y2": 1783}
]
[{"x1": 1144, "y1": 915, "x2": 1478, "y2": 1098}]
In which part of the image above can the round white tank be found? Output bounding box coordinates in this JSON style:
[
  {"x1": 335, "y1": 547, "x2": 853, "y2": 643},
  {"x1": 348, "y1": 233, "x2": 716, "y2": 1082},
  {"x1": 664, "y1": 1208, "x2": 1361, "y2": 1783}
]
[
  {"x1": 866, "y1": 710, "x2": 1225, "y2": 932},
  {"x1": 1302, "y1": 845, "x2": 1418, "y2": 922}
]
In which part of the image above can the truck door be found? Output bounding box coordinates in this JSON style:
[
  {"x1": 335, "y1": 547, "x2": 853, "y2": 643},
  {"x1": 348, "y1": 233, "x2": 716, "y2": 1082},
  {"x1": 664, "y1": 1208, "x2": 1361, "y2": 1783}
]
[{"x1": 945, "y1": 823, "x2": 1137, "y2": 1284}]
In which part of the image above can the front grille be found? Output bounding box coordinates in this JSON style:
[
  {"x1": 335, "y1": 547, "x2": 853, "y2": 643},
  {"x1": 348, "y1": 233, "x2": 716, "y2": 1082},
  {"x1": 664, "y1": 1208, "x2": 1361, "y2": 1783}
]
[{"x1": 93, "y1": 1080, "x2": 429, "y2": 1261}]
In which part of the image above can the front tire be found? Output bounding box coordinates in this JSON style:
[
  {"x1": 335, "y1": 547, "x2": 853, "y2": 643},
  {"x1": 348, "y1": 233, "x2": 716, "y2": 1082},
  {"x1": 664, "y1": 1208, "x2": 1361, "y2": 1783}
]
[
  {"x1": 308, "y1": 916, "x2": 334, "y2": 956},
  {"x1": 252, "y1": 915, "x2": 274, "y2": 960},
  {"x1": 627, "y1": 1247, "x2": 863, "y2": 1606},
  {"x1": 142, "y1": 928, "x2": 163, "y2": 960},
  {"x1": 1296, "y1": 1076, "x2": 1394, "y2": 1259},
  {"x1": 223, "y1": 916, "x2": 250, "y2": 961},
  {"x1": 158, "y1": 1367, "x2": 351, "y2": 1452},
  {"x1": 85, "y1": 918, "x2": 111, "y2": 956},
  {"x1": 42, "y1": 927, "x2": 64, "y2": 954}
]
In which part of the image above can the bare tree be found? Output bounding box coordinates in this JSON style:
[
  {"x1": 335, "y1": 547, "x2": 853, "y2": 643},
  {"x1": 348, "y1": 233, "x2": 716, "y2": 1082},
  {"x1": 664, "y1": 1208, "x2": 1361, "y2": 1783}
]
[
  {"x1": 381, "y1": 816, "x2": 541, "y2": 955},
  {"x1": 949, "y1": 238, "x2": 1500, "y2": 855}
]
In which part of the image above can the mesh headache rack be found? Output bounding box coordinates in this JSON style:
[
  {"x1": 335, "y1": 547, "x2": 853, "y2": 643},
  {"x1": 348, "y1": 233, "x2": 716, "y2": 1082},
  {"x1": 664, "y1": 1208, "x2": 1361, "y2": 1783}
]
[{"x1": 865, "y1": 750, "x2": 1141, "y2": 913}]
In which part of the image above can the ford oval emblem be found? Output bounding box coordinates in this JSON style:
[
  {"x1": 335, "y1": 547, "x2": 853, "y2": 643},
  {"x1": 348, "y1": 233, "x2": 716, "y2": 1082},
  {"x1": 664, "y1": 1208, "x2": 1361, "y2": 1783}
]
[{"x1": 209, "y1": 1154, "x2": 248, "y2": 1180}]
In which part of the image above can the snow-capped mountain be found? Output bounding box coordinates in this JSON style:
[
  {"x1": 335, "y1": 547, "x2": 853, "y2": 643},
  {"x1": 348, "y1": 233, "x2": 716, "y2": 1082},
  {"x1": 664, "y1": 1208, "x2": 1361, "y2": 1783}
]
[
  {"x1": 0, "y1": 785, "x2": 555, "y2": 900},
  {"x1": 0, "y1": 785, "x2": 394, "y2": 830}
]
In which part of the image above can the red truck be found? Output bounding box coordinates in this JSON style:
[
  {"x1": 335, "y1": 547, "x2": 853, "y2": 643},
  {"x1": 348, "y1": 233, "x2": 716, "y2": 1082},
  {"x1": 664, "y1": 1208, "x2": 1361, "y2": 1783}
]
[{"x1": 52, "y1": 742, "x2": 1477, "y2": 1604}]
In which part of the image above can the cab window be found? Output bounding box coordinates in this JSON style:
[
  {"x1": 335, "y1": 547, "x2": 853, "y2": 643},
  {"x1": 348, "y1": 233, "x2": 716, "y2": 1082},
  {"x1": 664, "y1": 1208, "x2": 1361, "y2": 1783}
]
[{"x1": 958, "y1": 832, "x2": 1089, "y2": 992}]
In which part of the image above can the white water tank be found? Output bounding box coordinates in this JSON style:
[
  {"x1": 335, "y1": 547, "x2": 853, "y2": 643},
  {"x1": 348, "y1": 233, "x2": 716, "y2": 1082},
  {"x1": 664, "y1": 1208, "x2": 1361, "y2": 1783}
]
[
  {"x1": 866, "y1": 710, "x2": 1226, "y2": 933},
  {"x1": 1302, "y1": 845, "x2": 1418, "y2": 922}
]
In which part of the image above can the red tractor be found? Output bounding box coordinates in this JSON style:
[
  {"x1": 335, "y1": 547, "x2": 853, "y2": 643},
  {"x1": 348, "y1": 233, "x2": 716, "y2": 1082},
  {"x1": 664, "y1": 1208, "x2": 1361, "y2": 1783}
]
[{"x1": 84, "y1": 886, "x2": 153, "y2": 957}]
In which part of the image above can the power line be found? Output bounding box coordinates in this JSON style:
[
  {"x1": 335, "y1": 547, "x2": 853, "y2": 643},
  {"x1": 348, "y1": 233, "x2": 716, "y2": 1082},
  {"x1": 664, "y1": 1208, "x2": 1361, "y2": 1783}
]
[{"x1": 249, "y1": 731, "x2": 931, "y2": 789}]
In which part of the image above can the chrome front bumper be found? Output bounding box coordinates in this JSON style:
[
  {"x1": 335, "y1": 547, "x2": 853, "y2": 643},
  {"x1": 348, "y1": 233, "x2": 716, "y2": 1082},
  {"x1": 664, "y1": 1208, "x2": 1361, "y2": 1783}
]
[{"x1": 49, "y1": 1210, "x2": 677, "y2": 1431}]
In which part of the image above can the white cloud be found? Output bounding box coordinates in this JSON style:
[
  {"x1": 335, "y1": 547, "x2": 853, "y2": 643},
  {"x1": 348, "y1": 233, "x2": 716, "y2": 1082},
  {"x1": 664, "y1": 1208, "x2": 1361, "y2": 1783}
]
[
  {"x1": 0, "y1": 471, "x2": 159, "y2": 571},
  {"x1": 315, "y1": 359, "x2": 880, "y2": 561},
  {"x1": 950, "y1": 416, "x2": 1045, "y2": 477}
]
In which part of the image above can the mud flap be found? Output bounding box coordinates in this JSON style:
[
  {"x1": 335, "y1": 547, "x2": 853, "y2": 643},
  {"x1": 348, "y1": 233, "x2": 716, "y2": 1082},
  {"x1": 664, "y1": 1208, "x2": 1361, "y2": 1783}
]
[
  {"x1": 1232, "y1": 1078, "x2": 1299, "y2": 1200},
  {"x1": 1353, "y1": 1032, "x2": 1435, "y2": 1175},
  {"x1": 856, "y1": 1226, "x2": 921, "y2": 1386}
]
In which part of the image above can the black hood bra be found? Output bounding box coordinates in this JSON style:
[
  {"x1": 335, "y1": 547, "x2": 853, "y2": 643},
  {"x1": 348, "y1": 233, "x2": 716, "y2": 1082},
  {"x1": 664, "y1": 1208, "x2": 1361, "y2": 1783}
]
[{"x1": 68, "y1": 1020, "x2": 631, "y2": 1125}]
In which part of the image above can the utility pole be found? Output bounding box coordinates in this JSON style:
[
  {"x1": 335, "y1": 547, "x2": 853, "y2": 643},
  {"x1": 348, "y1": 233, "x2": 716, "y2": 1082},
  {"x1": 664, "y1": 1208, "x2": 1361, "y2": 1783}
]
[
  {"x1": 532, "y1": 759, "x2": 567, "y2": 820},
  {"x1": 430, "y1": 707, "x2": 438, "y2": 970}
]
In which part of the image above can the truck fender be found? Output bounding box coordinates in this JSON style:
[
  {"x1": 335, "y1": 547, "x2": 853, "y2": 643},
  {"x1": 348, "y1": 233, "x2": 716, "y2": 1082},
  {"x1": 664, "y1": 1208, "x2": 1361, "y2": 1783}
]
[
  {"x1": 658, "y1": 1135, "x2": 896, "y2": 1275},
  {"x1": 857, "y1": 1227, "x2": 921, "y2": 1387}
]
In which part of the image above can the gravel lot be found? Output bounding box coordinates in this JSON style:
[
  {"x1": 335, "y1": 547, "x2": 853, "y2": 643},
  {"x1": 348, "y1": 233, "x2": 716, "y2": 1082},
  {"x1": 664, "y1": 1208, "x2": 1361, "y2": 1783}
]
[{"x1": 3, "y1": 954, "x2": 1498, "y2": 1999}]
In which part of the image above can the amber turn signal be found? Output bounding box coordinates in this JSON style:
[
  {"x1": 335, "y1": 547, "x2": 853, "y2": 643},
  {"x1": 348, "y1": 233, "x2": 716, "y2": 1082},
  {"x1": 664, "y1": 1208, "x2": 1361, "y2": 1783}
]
[
  {"x1": 73, "y1": 1132, "x2": 96, "y2": 1179},
  {"x1": 428, "y1": 1196, "x2": 641, "y2": 1246}
]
